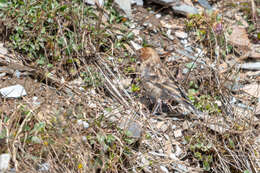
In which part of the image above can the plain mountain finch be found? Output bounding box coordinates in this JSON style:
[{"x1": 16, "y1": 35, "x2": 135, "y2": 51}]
[{"x1": 138, "y1": 47, "x2": 203, "y2": 117}]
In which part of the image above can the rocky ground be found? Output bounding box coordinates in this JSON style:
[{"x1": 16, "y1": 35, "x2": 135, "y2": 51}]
[{"x1": 0, "y1": 0, "x2": 260, "y2": 172}]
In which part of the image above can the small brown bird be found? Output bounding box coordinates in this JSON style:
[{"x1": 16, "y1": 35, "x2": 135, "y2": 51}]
[{"x1": 138, "y1": 47, "x2": 203, "y2": 118}]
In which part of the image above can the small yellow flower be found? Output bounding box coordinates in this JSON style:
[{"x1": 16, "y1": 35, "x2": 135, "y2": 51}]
[
  {"x1": 43, "y1": 141, "x2": 48, "y2": 146},
  {"x1": 78, "y1": 163, "x2": 83, "y2": 169}
]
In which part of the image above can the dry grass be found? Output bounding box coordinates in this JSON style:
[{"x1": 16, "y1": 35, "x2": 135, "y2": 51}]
[{"x1": 0, "y1": 0, "x2": 259, "y2": 172}]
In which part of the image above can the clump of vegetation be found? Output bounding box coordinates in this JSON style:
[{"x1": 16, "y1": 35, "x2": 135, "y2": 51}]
[
  {"x1": 185, "y1": 128, "x2": 257, "y2": 173},
  {"x1": 0, "y1": 0, "x2": 140, "y2": 172},
  {"x1": 184, "y1": 7, "x2": 259, "y2": 171},
  {"x1": 0, "y1": 0, "x2": 132, "y2": 85},
  {"x1": 0, "y1": 102, "x2": 138, "y2": 172},
  {"x1": 1, "y1": 1, "x2": 93, "y2": 61},
  {"x1": 185, "y1": 10, "x2": 236, "y2": 60},
  {"x1": 0, "y1": 0, "x2": 259, "y2": 173},
  {"x1": 187, "y1": 135, "x2": 214, "y2": 171}
]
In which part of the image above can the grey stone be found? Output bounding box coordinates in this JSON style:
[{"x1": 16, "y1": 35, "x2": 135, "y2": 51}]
[
  {"x1": 198, "y1": 0, "x2": 212, "y2": 9},
  {"x1": 120, "y1": 119, "x2": 142, "y2": 138},
  {"x1": 115, "y1": 0, "x2": 132, "y2": 17},
  {"x1": 240, "y1": 62, "x2": 260, "y2": 70},
  {"x1": 77, "y1": 120, "x2": 90, "y2": 129},
  {"x1": 172, "y1": 4, "x2": 198, "y2": 15},
  {"x1": 0, "y1": 43, "x2": 8, "y2": 55},
  {"x1": 38, "y1": 162, "x2": 50, "y2": 172}
]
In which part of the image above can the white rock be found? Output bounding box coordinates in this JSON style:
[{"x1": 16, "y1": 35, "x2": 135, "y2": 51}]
[
  {"x1": 120, "y1": 78, "x2": 132, "y2": 89},
  {"x1": 0, "y1": 153, "x2": 11, "y2": 171},
  {"x1": 131, "y1": 0, "x2": 143, "y2": 6},
  {"x1": 31, "y1": 136, "x2": 42, "y2": 144},
  {"x1": 88, "y1": 103, "x2": 97, "y2": 108},
  {"x1": 240, "y1": 62, "x2": 260, "y2": 70},
  {"x1": 14, "y1": 70, "x2": 21, "y2": 78},
  {"x1": 38, "y1": 162, "x2": 50, "y2": 171},
  {"x1": 129, "y1": 23, "x2": 137, "y2": 29},
  {"x1": 130, "y1": 41, "x2": 142, "y2": 50},
  {"x1": 215, "y1": 100, "x2": 222, "y2": 106},
  {"x1": 71, "y1": 77, "x2": 84, "y2": 85},
  {"x1": 166, "y1": 29, "x2": 174, "y2": 40},
  {"x1": 90, "y1": 89, "x2": 96, "y2": 95},
  {"x1": 175, "y1": 31, "x2": 188, "y2": 39},
  {"x1": 173, "y1": 163, "x2": 189, "y2": 172},
  {"x1": 0, "y1": 84, "x2": 27, "y2": 98},
  {"x1": 84, "y1": 0, "x2": 104, "y2": 6},
  {"x1": 77, "y1": 120, "x2": 90, "y2": 129},
  {"x1": 155, "y1": 13, "x2": 162, "y2": 18},
  {"x1": 230, "y1": 97, "x2": 236, "y2": 104},
  {"x1": 79, "y1": 87, "x2": 85, "y2": 91},
  {"x1": 132, "y1": 29, "x2": 140, "y2": 36},
  {"x1": 169, "y1": 153, "x2": 178, "y2": 160},
  {"x1": 173, "y1": 129, "x2": 182, "y2": 138},
  {"x1": 117, "y1": 35, "x2": 123, "y2": 40},
  {"x1": 160, "y1": 165, "x2": 169, "y2": 173},
  {"x1": 82, "y1": 136, "x2": 87, "y2": 142},
  {"x1": 180, "y1": 39, "x2": 188, "y2": 45},
  {"x1": 115, "y1": 0, "x2": 132, "y2": 18},
  {"x1": 32, "y1": 96, "x2": 41, "y2": 106},
  {"x1": 182, "y1": 68, "x2": 189, "y2": 74},
  {"x1": 141, "y1": 156, "x2": 149, "y2": 165},
  {"x1": 0, "y1": 43, "x2": 8, "y2": 55},
  {"x1": 175, "y1": 145, "x2": 183, "y2": 157},
  {"x1": 0, "y1": 73, "x2": 6, "y2": 78}
]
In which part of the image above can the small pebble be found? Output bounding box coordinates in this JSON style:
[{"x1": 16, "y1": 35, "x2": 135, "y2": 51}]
[
  {"x1": 174, "y1": 129, "x2": 182, "y2": 138},
  {"x1": 175, "y1": 31, "x2": 188, "y2": 39},
  {"x1": 0, "y1": 153, "x2": 11, "y2": 171},
  {"x1": 77, "y1": 120, "x2": 90, "y2": 129},
  {"x1": 38, "y1": 162, "x2": 50, "y2": 172},
  {"x1": 155, "y1": 14, "x2": 162, "y2": 18},
  {"x1": 172, "y1": 125, "x2": 177, "y2": 129},
  {"x1": 160, "y1": 165, "x2": 169, "y2": 173},
  {"x1": 166, "y1": 29, "x2": 174, "y2": 40}
]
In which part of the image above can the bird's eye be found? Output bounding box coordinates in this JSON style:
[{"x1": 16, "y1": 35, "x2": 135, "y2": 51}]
[{"x1": 136, "y1": 49, "x2": 142, "y2": 56}]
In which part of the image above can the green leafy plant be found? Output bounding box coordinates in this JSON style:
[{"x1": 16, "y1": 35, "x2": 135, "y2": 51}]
[
  {"x1": 188, "y1": 86, "x2": 221, "y2": 115},
  {"x1": 185, "y1": 11, "x2": 230, "y2": 59},
  {"x1": 0, "y1": 1, "x2": 111, "y2": 73},
  {"x1": 189, "y1": 137, "x2": 214, "y2": 171},
  {"x1": 131, "y1": 84, "x2": 140, "y2": 93}
]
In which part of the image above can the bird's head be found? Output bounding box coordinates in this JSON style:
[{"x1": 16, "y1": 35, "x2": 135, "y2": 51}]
[{"x1": 137, "y1": 47, "x2": 161, "y2": 63}]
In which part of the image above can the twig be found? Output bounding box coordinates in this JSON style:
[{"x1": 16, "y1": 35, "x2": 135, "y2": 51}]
[{"x1": 184, "y1": 48, "x2": 204, "y2": 85}]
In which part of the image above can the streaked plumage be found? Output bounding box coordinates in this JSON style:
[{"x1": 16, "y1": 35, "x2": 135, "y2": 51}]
[{"x1": 138, "y1": 47, "x2": 203, "y2": 117}]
